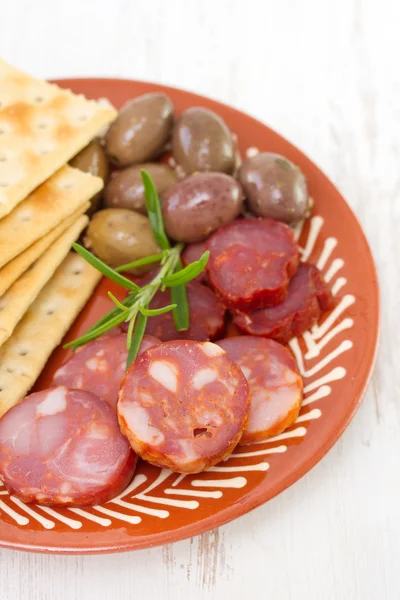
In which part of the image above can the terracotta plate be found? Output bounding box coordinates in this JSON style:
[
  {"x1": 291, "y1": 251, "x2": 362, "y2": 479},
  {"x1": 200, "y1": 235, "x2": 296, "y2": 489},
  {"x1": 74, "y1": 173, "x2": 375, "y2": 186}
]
[{"x1": 0, "y1": 78, "x2": 379, "y2": 554}]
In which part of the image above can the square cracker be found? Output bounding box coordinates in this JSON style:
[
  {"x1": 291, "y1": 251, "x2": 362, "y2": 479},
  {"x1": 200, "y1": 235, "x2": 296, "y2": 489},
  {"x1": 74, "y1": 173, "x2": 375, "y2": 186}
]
[
  {"x1": 0, "y1": 214, "x2": 89, "y2": 348},
  {"x1": 0, "y1": 202, "x2": 89, "y2": 296},
  {"x1": 0, "y1": 58, "x2": 116, "y2": 218},
  {"x1": 0, "y1": 165, "x2": 102, "y2": 268},
  {"x1": 0, "y1": 252, "x2": 101, "y2": 416}
]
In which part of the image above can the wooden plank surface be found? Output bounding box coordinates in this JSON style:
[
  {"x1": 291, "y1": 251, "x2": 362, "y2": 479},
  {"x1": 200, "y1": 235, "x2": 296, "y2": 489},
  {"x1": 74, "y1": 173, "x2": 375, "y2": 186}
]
[{"x1": 0, "y1": 0, "x2": 398, "y2": 598}]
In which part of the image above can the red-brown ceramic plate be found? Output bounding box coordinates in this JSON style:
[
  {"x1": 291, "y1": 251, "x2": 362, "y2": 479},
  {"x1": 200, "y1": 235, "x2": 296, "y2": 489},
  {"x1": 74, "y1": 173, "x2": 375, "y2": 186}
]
[{"x1": 0, "y1": 78, "x2": 379, "y2": 554}]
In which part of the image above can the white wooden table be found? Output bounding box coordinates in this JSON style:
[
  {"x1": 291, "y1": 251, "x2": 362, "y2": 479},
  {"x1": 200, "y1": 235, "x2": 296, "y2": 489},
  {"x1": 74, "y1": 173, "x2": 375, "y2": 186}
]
[{"x1": 1, "y1": 1, "x2": 398, "y2": 598}]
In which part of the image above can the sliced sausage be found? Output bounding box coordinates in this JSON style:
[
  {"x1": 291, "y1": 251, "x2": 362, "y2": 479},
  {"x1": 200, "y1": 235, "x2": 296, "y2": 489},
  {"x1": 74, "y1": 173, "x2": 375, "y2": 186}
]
[
  {"x1": 233, "y1": 263, "x2": 335, "y2": 343},
  {"x1": 181, "y1": 240, "x2": 208, "y2": 282},
  {"x1": 0, "y1": 386, "x2": 136, "y2": 506},
  {"x1": 52, "y1": 333, "x2": 160, "y2": 409},
  {"x1": 118, "y1": 340, "x2": 250, "y2": 473},
  {"x1": 207, "y1": 218, "x2": 299, "y2": 311},
  {"x1": 121, "y1": 280, "x2": 226, "y2": 342},
  {"x1": 217, "y1": 336, "x2": 303, "y2": 443}
]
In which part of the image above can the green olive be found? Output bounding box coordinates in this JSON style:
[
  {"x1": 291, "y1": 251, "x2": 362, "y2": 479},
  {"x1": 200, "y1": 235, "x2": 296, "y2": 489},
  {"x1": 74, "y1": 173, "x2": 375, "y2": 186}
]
[
  {"x1": 172, "y1": 107, "x2": 234, "y2": 174},
  {"x1": 85, "y1": 209, "x2": 160, "y2": 274},
  {"x1": 238, "y1": 153, "x2": 309, "y2": 224}
]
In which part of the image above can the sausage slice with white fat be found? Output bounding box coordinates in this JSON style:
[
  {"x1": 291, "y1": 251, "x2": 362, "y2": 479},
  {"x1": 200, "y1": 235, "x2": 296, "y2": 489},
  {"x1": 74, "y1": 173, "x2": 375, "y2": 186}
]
[
  {"x1": 118, "y1": 340, "x2": 250, "y2": 473},
  {"x1": 217, "y1": 336, "x2": 303, "y2": 443},
  {"x1": 52, "y1": 333, "x2": 160, "y2": 409},
  {"x1": 0, "y1": 386, "x2": 136, "y2": 506}
]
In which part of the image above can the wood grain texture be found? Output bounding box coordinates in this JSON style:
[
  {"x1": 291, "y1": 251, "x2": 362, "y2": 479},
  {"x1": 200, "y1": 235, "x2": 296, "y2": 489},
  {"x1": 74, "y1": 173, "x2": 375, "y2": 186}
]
[{"x1": 0, "y1": 0, "x2": 398, "y2": 598}]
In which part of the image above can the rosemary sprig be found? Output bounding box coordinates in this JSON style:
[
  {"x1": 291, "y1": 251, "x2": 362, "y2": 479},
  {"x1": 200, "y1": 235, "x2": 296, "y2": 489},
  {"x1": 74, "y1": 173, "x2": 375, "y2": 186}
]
[{"x1": 64, "y1": 170, "x2": 209, "y2": 367}]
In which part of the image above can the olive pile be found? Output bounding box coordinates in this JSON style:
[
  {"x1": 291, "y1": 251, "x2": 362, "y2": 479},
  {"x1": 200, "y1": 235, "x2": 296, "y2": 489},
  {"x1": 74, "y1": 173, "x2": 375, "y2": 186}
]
[{"x1": 70, "y1": 92, "x2": 310, "y2": 270}]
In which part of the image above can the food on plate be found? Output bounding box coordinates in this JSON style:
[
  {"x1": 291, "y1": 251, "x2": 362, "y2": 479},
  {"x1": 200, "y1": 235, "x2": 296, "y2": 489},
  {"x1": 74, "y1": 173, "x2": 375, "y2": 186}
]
[
  {"x1": 117, "y1": 340, "x2": 250, "y2": 473},
  {"x1": 238, "y1": 153, "x2": 310, "y2": 224},
  {"x1": 53, "y1": 333, "x2": 161, "y2": 408},
  {"x1": 105, "y1": 93, "x2": 174, "y2": 166},
  {"x1": 0, "y1": 253, "x2": 101, "y2": 417},
  {"x1": 217, "y1": 336, "x2": 303, "y2": 442},
  {"x1": 233, "y1": 263, "x2": 335, "y2": 343},
  {"x1": 85, "y1": 208, "x2": 161, "y2": 273},
  {"x1": 0, "y1": 386, "x2": 136, "y2": 506},
  {"x1": 0, "y1": 206, "x2": 89, "y2": 296},
  {"x1": 70, "y1": 141, "x2": 109, "y2": 214},
  {"x1": 0, "y1": 166, "x2": 102, "y2": 268},
  {"x1": 121, "y1": 278, "x2": 225, "y2": 342},
  {"x1": 207, "y1": 218, "x2": 299, "y2": 311},
  {"x1": 66, "y1": 176, "x2": 211, "y2": 363},
  {"x1": 162, "y1": 172, "x2": 244, "y2": 243},
  {"x1": 0, "y1": 65, "x2": 339, "y2": 512},
  {"x1": 104, "y1": 163, "x2": 177, "y2": 214},
  {"x1": 181, "y1": 239, "x2": 209, "y2": 282},
  {"x1": 0, "y1": 58, "x2": 116, "y2": 218},
  {"x1": 172, "y1": 107, "x2": 234, "y2": 174},
  {"x1": 0, "y1": 215, "x2": 88, "y2": 347}
]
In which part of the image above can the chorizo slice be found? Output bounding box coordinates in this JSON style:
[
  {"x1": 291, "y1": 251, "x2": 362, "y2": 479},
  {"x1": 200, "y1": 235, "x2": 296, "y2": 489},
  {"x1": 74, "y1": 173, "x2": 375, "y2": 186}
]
[
  {"x1": 217, "y1": 336, "x2": 303, "y2": 443},
  {"x1": 117, "y1": 340, "x2": 250, "y2": 473},
  {"x1": 121, "y1": 280, "x2": 226, "y2": 342},
  {"x1": 52, "y1": 333, "x2": 160, "y2": 409},
  {"x1": 0, "y1": 386, "x2": 136, "y2": 506},
  {"x1": 206, "y1": 218, "x2": 299, "y2": 311},
  {"x1": 233, "y1": 262, "x2": 334, "y2": 343}
]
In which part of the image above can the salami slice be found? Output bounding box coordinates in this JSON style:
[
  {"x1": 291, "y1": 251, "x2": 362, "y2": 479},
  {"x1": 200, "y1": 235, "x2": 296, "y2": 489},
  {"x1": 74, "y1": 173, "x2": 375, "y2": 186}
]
[
  {"x1": 207, "y1": 218, "x2": 300, "y2": 311},
  {"x1": 233, "y1": 263, "x2": 334, "y2": 343},
  {"x1": 118, "y1": 340, "x2": 250, "y2": 473},
  {"x1": 121, "y1": 280, "x2": 226, "y2": 342},
  {"x1": 217, "y1": 336, "x2": 303, "y2": 443},
  {"x1": 52, "y1": 333, "x2": 160, "y2": 408},
  {"x1": 0, "y1": 386, "x2": 136, "y2": 506},
  {"x1": 181, "y1": 240, "x2": 208, "y2": 282}
]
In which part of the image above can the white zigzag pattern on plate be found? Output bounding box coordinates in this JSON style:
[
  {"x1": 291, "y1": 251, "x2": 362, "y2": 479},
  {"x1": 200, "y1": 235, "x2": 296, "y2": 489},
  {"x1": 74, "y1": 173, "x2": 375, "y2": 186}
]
[{"x1": 0, "y1": 215, "x2": 354, "y2": 530}]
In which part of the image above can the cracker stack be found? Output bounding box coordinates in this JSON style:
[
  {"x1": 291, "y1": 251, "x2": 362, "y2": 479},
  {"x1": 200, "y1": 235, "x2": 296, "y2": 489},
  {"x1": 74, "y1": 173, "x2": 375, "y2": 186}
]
[{"x1": 0, "y1": 60, "x2": 116, "y2": 415}]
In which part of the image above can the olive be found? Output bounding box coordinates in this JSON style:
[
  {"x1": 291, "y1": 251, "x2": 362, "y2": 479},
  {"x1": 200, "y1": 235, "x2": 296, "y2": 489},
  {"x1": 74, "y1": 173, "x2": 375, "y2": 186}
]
[
  {"x1": 172, "y1": 107, "x2": 234, "y2": 174},
  {"x1": 238, "y1": 153, "x2": 309, "y2": 224},
  {"x1": 69, "y1": 141, "x2": 109, "y2": 214},
  {"x1": 105, "y1": 93, "x2": 174, "y2": 167},
  {"x1": 103, "y1": 163, "x2": 177, "y2": 214},
  {"x1": 162, "y1": 173, "x2": 244, "y2": 243},
  {"x1": 85, "y1": 209, "x2": 160, "y2": 274}
]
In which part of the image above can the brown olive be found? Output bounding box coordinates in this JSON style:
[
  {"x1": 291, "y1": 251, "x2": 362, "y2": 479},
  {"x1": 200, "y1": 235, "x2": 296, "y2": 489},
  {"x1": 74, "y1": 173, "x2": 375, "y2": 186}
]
[
  {"x1": 103, "y1": 163, "x2": 177, "y2": 214},
  {"x1": 162, "y1": 172, "x2": 244, "y2": 243},
  {"x1": 69, "y1": 141, "x2": 109, "y2": 214},
  {"x1": 105, "y1": 93, "x2": 174, "y2": 167},
  {"x1": 172, "y1": 107, "x2": 234, "y2": 174},
  {"x1": 238, "y1": 153, "x2": 309, "y2": 224},
  {"x1": 85, "y1": 209, "x2": 160, "y2": 274}
]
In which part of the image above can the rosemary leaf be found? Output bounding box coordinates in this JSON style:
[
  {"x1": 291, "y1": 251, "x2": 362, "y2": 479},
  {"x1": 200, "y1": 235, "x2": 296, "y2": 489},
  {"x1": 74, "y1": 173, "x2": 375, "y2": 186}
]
[
  {"x1": 162, "y1": 251, "x2": 210, "y2": 287},
  {"x1": 127, "y1": 313, "x2": 148, "y2": 367},
  {"x1": 115, "y1": 252, "x2": 165, "y2": 273},
  {"x1": 72, "y1": 243, "x2": 140, "y2": 292},
  {"x1": 139, "y1": 303, "x2": 177, "y2": 317},
  {"x1": 141, "y1": 170, "x2": 170, "y2": 251}
]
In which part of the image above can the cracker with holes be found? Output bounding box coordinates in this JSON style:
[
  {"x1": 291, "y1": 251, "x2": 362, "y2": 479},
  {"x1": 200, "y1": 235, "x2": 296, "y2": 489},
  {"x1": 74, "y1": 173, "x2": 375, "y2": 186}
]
[
  {"x1": 0, "y1": 252, "x2": 101, "y2": 416},
  {"x1": 0, "y1": 59, "x2": 116, "y2": 218},
  {"x1": 0, "y1": 215, "x2": 88, "y2": 348},
  {"x1": 0, "y1": 203, "x2": 89, "y2": 296},
  {"x1": 0, "y1": 165, "x2": 102, "y2": 268}
]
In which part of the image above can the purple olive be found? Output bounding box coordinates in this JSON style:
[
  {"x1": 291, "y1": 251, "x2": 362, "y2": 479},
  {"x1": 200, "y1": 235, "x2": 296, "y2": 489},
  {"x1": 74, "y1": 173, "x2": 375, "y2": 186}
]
[{"x1": 162, "y1": 172, "x2": 244, "y2": 243}]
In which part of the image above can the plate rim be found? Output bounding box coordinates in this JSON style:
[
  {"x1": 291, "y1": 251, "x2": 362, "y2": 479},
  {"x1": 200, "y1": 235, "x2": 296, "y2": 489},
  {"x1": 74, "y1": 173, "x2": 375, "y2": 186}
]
[{"x1": 0, "y1": 77, "x2": 380, "y2": 554}]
